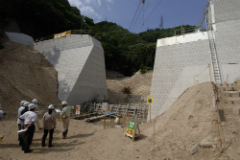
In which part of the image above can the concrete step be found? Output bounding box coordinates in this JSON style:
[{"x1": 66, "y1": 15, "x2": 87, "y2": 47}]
[
  {"x1": 217, "y1": 83, "x2": 234, "y2": 87},
  {"x1": 225, "y1": 97, "x2": 240, "y2": 104},
  {"x1": 218, "y1": 104, "x2": 240, "y2": 109},
  {"x1": 222, "y1": 91, "x2": 240, "y2": 97},
  {"x1": 218, "y1": 86, "x2": 237, "y2": 91}
]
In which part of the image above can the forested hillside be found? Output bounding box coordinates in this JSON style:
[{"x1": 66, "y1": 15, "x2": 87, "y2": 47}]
[{"x1": 0, "y1": 0, "x2": 195, "y2": 76}]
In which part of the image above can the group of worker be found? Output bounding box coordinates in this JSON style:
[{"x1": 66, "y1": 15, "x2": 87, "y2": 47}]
[{"x1": 17, "y1": 99, "x2": 74, "y2": 153}]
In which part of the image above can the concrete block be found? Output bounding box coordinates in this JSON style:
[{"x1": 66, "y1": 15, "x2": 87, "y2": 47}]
[
  {"x1": 218, "y1": 87, "x2": 237, "y2": 91},
  {"x1": 33, "y1": 35, "x2": 107, "y2": 105},
  {"x1": 200, "y1": 140, "x2": 212, "y2": 148},
  {"x1": 224, "y1": 92, "x2": 240, "y2": 97},
  {"x1": 233, "y1": 109, "x2": 239, "y2": 115},
  {"x1": 191, "y1": 144, "x2": 200, "y2": 155},
  {"x1": 226, "y1": 100, "x2": 240, "y2": 105},
  {"x1": 217, "y1": 83, "x2": 234, "y2": 87}
]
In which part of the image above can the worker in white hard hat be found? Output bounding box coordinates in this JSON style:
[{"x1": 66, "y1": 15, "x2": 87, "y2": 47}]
[
  {"x1": 60, "y1": 101, "x2": 75, "y2": 139},
  {"x1": 17, "y1": 100, "x2": 26, "y2": 145},
  {"x1": 32, "y1": 99, "x2": 42, "y2": 130},
  {"x1": 42, "y1": 104, "x2": 56, "y2": 147},
  {"x1": 19, "y1": 103, "x2": 37, "y2": 153},
  {"x1": 19, "y1": 101, "x2": 30, "y2": 150},
  {"x1": 0, "y1": 105, "x2": 6, "y2": 121}
]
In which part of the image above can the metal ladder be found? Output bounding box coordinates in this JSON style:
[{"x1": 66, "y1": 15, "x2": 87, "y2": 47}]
[{"x1": 206, "y1": 13, "x2": 222, "y2": 84}]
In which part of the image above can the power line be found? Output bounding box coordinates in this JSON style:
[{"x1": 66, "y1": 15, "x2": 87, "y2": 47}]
[
  {"x1": 108, "y1": 9, "x2": 203, "y2": 23},
  {"x1": 131, "y1": 0, "x2": 154, "y2": 32},
  {"x1": 144, "y1": 0, "x2": 163, "y2": 24},
  {"x1": 129, "y1": 0, "x2": 142, "y2": 31},
  {"x1": 131, "y1": 4, "x2": 144, "y2": 32}
]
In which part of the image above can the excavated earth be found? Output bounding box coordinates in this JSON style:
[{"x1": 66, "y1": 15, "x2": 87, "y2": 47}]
[{"x1": 0, "y1": 40, "x2": 60, "y2": 119}]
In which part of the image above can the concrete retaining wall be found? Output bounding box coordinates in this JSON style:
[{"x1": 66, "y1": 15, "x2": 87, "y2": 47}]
[
  {"x1": 5, "y1": 32, "x2": 34, "y2": 46},
  {"x1": 213, "y1": 0, "x2": 240, "y2": 83},
  {"x1": 149, "y1": 0, "x2": 240, "y2": 120},
  {"x1": 149, "y1": 33, "x2": 211, "y2": 120},
  {"x1": 32, "y1": 35, "x2": 107, "y2": 105}
]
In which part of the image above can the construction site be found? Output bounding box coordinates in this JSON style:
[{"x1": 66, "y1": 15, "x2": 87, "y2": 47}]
[{"x1": 1, "y1": 0, "x2": 240, "y2": 159}]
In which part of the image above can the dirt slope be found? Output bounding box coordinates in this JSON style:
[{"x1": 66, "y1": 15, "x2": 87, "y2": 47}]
[
  {"x1": 0, "y1": 40, "x2": 60, "y2": 115},
  {"x1": 106, "y1": 71, "x2": 152, "y2": 104}
]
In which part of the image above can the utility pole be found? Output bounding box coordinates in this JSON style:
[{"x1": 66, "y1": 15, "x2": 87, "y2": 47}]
[
  {"x1": 81, "y1": 16, "x2": 85, "y2": 35},
  {"x1": 181, "y1": 13, "x2": 183, "y2": 35},
  {"x1": 160, "y1": 14, "x2": 163, "y2": 29}
]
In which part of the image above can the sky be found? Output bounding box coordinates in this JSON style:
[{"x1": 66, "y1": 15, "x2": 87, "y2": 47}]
[{"x1": 68, "y1": 0, "x2": 209, "y2": 33}]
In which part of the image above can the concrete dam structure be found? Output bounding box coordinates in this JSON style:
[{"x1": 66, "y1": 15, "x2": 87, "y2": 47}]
[
  {"x1": 32, "y1": 35, "x2": 108, "y2": 105},
  {"x1": 5, "y1": 32, "x2": 108, "y2": 105},
  {"x1": 149, "y1": 0, "x2": 240, "y2": 120}
]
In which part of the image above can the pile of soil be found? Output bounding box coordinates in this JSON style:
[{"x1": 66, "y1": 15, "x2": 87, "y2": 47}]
[
  {"x1": 0, "y1": 40, "x2": 60, "y2": 117},
  {"x1": 107, "y1": 71, "x2": 152, "y2": 103}
]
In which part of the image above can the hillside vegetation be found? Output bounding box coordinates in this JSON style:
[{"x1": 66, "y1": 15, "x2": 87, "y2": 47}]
[{"x1": 0, "y1": 0, "x2": 195, "y2": 76}]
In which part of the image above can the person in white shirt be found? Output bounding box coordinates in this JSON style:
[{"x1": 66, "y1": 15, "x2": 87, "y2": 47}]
[
  {"x1": 42, "y1": 104, "x2": 56, "y2": 147},
  {"x1": 17, "y1": 100, "x2": 25, "y2": 145},
  {"x1": 19, "y1": 101, "x2": 30, "y2": 150},
  {"x1": 60, "y1": 101, "x2": 75, "y2": 139},
  {"x1": 0, "y1": 109, "x2": 6, "y2": 120},
  {"x1": 19, "y1": 103, "x2": 37, "y2": 153},
  {"x1": 0, "y1": 103, "x2": 6, "y2": 121},
  {"x1": 32, "y1": 99, "x2": 42, "y2": 130}
]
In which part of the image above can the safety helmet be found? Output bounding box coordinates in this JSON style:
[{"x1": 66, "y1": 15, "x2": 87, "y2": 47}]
[
  {"x1": 29, "y1": 103, "x2": 37, "y2": 110},
  {"x1": 1, "y1": 111, "x2": 6, "y2": 115},
  {"x1": 62, "y1": 101, "x2": 67, "y2": 106},
  {"x1": 21, "y1": 100, "x2": 26, "y2": 106},
  {"x1": 48, "y1": 104, "x2": 54, "y2": 109},
  {"x1": 24, "y1": 101, "x2": 30, "y2": 107},
  {"x1": 32, "y1": 99, "x2": 38, "y2": 104}
]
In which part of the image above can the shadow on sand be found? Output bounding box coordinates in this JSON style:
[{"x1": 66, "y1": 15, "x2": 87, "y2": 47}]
[{"x1": 33, "y1": 130, "x2": 96, "y2": 141}]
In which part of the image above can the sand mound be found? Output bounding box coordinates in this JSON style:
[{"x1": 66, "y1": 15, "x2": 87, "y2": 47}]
[
  {"x1": 0, "y1": 40, "x2": 60, "y2": 114},
  {"x1": 153, "y1": 82, "x2": 215, "y2": 137},
  {"x1": 140, "y1": 82, "x2": 220, "y2": 159}
]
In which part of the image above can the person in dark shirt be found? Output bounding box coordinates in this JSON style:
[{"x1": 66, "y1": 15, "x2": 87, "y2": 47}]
[{"x1": 21, "y1": 102, "x2": 30, "y2": 115}]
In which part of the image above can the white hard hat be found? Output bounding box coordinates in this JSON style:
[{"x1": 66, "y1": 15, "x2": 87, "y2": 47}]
[
  {"x1": 48, "y1": 104, "x2": 54, "y2": 109},
  {"x1": 29, "y1": 103, "x2": 37, "y2": 110},
  {"x1": 32, "y1": 99, "x2": 38, "y2": 104},
  {"x1": 24, "y1": 101, "x2": 30, "y2": 107},
  {"x1": 21, "y1": 100, "x2": 26, "y2": 106},
  {"x1": 62, "y1": 101, "x2": 67, "y2": 105},
  {"x1": 1, "y1": 111, "x2": 6, "y2": 115}
]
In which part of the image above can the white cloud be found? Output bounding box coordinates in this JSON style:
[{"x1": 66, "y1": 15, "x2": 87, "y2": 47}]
[
  {"x1": 84, "y1": 0, "x2": 101, "y2": 6},
  {"x1": 106, "y1": 0, "x2": 113, "y2": 3},
  {"x1": 81, "y1": 6, "x2": 102, "y2": 19},
  {"x1": 68, "y1": 0, "x2": 102, "y2": 20}
]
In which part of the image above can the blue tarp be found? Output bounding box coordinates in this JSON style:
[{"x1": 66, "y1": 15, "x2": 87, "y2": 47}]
[{"x1": 103, "y1": 111, "x2": 115, "y2": 115}]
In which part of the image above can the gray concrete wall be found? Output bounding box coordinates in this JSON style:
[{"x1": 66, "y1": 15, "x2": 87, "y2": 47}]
[
  {"x1": 5, "y1": 32, "x2": 34, "y2": 45},
  {"x1": 149, "y1": 0, "x2": 240, "y2": 120},
  {"x1": 213, "y1": 0, "x2": 240, "y2": 83},
  {"x1": 32, "y1": 35, "x2": 107, "y2": 105},
  {"x1": 149, "y1": 33, "x2": 211, "y2": 120}
]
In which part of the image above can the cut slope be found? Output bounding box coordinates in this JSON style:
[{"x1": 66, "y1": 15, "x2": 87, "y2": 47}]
[{"x1": 0, "y1": 40, "x2": 60, "y2": 113}]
